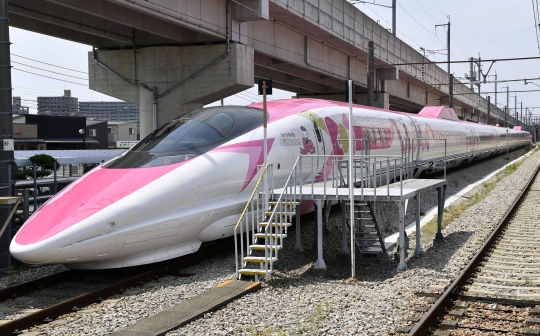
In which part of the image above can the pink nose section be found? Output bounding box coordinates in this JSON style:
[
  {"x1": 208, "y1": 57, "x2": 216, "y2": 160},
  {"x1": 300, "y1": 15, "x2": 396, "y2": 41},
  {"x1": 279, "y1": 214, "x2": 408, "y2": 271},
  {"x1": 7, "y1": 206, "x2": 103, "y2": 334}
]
[{"x1": 14, "y1": 163, "x2": 184, "y2": 246}]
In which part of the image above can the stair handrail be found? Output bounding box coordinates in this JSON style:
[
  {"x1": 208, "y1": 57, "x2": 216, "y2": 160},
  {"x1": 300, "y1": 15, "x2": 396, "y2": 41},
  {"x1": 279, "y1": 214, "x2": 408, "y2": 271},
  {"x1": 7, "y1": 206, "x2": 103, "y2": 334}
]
[
  {"x1": 234, "y1": 163, "x2": 273, "y2": 280},
  {"x1": 262, "y1": 156, "x2": 302, "y2": 280}
]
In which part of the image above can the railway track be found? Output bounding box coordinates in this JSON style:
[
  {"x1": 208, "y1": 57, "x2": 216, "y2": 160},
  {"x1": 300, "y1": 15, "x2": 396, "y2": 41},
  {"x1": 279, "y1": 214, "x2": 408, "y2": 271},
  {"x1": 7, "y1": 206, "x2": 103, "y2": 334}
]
[
  {"x1": 409, "y1": 163, "x2": 540, "y2": 335},
  {"x1": 0, "y1": 239, "x2": 232, "y2": 335}
]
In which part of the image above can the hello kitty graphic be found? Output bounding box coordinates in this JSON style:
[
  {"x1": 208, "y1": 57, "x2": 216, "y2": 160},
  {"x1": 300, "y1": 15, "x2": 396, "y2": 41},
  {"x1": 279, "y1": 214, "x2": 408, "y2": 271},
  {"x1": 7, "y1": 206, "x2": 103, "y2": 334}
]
[{"x1": 299, "y1": 126, "x2": 316, "y2": 155}]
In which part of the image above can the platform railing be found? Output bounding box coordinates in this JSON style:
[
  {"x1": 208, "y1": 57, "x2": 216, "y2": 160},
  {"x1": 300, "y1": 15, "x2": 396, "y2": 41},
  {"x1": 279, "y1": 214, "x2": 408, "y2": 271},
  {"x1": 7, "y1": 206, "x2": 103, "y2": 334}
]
[
  {"x1": 234, "y1": 163, "x2": 273, "y2": 280},
  {"x1": 294, "y1": 154, "x2": 409, "y2": 201},
  {"x1": 262, "y1": 156, "x2": 302, "y2": 279}
]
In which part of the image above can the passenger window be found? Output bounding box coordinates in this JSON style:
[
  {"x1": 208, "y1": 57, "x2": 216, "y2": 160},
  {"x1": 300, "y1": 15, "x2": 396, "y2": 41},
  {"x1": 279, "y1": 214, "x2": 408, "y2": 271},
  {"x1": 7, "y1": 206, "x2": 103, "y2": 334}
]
[
  {"x1": 375, "y1": 129, "x2": 381, "y2": 143},
  {"x1": 381, "y1": 129, "x2": 387, "y2": 143},
  {"x1": 369, "y1": 129, "x2": 376, "y2": 144}
]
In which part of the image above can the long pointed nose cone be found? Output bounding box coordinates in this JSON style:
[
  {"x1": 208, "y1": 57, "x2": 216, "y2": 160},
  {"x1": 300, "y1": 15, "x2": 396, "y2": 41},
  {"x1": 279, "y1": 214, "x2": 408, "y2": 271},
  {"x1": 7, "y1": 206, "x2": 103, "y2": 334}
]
[{"x1": 10, "y1": 239, "x2": 60, "y2": 265}]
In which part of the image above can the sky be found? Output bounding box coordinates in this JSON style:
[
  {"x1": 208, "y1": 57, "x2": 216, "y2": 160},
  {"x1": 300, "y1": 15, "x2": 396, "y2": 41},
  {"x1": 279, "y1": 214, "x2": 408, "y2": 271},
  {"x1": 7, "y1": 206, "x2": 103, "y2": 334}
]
[{"x1": 8, "y1": 0, "x2": 540, "y2": 118}]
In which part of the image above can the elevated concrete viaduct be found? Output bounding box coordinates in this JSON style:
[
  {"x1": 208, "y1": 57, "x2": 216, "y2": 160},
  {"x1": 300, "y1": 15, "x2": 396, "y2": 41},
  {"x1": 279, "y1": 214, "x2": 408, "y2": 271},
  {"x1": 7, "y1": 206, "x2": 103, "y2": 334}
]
[{"x1": 8, "y1": 0, "x2": 518, "y2": 137}]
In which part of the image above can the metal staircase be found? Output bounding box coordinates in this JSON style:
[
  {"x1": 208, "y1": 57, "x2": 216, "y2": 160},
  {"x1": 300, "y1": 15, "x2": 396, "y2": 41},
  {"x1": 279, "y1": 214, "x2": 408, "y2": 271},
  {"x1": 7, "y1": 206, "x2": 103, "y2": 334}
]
[
  {"x1": 345, "y1": 201, "x2": 387, "y2": 255},
  {"x1": 234, "y1": 159, "x2": 301, "y2": 281}
]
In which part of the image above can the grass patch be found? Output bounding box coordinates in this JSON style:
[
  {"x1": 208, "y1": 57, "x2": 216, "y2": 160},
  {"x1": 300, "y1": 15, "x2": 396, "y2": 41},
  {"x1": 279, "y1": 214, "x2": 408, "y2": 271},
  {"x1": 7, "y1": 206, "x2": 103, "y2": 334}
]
[{"x1": 420, "y1": 158, "x2": 525, "y2": 245}]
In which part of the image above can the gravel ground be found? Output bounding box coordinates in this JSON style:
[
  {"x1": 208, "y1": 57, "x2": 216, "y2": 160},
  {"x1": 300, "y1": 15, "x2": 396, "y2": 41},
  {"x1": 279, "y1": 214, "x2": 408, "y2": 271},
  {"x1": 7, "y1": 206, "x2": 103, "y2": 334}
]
[{"x1": 12, "y1": 146, "x2": 539, "y2": 336}]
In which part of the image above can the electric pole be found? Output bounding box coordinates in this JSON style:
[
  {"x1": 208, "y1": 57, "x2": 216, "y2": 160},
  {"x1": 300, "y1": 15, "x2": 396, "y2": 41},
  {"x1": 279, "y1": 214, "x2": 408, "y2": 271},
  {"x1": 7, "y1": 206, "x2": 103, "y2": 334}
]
[
  {"x1": 0, "y1": 0, "x2": 13, "y2": 194},
  {"x1": 487, "y1": 96, "x2": 491, "y2": 125},
  {"x1": 367, "y1": 40, "x2": 375, "y2": 106},
  {"x1": 353, "y1": 1, "x2": 396, "y2": 35},
  {"x1": 521, "y1": 101, "x2": 523, "y2": 127},
  {"x1": 436, "y1": 17, "x2": 451, "y2": 107},
  {"x1": 514, "y1": 95, "x2": 517, "y2": 126},
  {"x1": 392, "y1": 0, "x2": 396, "y2": 36}
]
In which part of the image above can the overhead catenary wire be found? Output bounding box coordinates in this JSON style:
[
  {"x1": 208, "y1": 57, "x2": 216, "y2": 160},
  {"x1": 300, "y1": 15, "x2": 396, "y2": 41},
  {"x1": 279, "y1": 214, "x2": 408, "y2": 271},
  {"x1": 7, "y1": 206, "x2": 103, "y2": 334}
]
[
  {"x1": 12, "y1": 61, "x2": 88, "y2": 80},
  {"x1": 533, "y1": 0, "x2": 540, "y2": 54},
  {"x1": 13, "y1": 68, "x2": 88, "y2": 86},
  {"x1": 11, "y1": 53, "x2": 89, "y2": 74},
  {"x1": 427, "y1": 0, "x2": 476, "y2": 54}
]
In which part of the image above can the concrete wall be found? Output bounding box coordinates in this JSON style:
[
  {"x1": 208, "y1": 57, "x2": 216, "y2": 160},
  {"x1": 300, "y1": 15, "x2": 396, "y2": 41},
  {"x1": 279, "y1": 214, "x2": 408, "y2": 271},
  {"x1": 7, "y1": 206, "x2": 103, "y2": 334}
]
[{"x1": 89, "y1": 43, "x2": 254, "y2": 137}]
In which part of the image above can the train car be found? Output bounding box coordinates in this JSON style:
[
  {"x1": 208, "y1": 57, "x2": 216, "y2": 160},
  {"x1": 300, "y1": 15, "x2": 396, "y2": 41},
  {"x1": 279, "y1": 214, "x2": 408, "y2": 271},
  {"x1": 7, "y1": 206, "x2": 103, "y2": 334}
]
[{"x1": 10, "y1": 99, "x2": 531, "y2": 269}]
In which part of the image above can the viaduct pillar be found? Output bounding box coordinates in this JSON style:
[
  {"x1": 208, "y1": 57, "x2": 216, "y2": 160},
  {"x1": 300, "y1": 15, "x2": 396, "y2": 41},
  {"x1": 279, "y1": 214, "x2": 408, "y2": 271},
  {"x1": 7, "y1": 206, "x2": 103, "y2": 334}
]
[{"x1": 89, "y1": 43, "x2": 254, "y2": 138}]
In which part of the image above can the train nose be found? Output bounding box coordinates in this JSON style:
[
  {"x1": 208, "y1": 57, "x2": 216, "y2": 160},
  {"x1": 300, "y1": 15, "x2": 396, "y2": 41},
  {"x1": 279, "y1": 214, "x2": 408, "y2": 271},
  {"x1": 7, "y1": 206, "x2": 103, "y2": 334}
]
[{"x1": 10, "y1": 240, "x2": 61, "y2": 265}]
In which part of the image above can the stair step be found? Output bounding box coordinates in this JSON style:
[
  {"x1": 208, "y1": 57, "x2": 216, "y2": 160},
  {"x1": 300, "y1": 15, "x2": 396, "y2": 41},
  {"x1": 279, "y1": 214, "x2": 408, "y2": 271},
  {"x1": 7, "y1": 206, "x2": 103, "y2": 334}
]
[
  {"x1": 358, "y1": 242, "x2": 381, "y2": 247},
  {"x1": 269, "y1": 201, "x2": 299, "y2": 206},
  {"x1": 239, "y1": 269, "x2": 271, "y2": 276},
  {"x1": 356, "y1": 231, "x2": 377, "y2": 235},
  {"x1": 265, "y1": 212, "x2": 295, "y2": 217},
  {"x1": 356, "y1": 237, "x2": 380, "y2": 241},
  {"x1": 360, "y1": 246, "x2": 385, "y2": 254},
  {"x1": 255, "y1": 233, "x2": 287, "y2": 239},
  {"x1": 250, "y1": 244, "x2": 282, "y2": 251},
  {"x1": 259, "y1": 222, "x2": 292, "y2": 228},
  {"x1": 244, "y1": 256, "x2": 278, "y2": 263}
]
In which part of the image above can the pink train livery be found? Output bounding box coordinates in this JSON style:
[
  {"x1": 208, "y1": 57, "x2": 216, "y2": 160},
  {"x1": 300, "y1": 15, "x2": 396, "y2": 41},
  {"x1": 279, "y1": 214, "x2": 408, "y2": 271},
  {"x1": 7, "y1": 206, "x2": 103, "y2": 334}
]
[{"x1": 10, "y1": 99, "x2": 531, "y2": 269}]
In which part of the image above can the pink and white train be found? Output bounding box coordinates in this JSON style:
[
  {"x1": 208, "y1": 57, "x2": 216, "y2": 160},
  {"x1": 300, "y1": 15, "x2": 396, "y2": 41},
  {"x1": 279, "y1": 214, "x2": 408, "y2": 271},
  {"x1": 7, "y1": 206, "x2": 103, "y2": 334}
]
[{"x1": 10, "y1": 99, "x2": 531, "y2": 269}]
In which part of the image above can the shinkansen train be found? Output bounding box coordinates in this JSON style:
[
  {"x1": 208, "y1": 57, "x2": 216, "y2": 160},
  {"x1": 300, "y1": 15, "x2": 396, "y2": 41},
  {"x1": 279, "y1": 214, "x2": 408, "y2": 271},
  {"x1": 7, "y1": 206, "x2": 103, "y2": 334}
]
[{"x1": 10, "y1": 99, "x2": 531, "y2": 269}]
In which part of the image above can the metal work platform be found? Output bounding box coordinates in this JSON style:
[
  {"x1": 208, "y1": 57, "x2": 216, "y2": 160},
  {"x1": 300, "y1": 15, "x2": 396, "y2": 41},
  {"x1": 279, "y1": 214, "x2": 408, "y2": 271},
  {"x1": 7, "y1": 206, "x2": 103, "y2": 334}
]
[
  {"x1": 275, "y1": 178, "x2": 447, "y2": 202},
  {"x1": 234, "y1": 149, "x2": 448, "y2": 281}
]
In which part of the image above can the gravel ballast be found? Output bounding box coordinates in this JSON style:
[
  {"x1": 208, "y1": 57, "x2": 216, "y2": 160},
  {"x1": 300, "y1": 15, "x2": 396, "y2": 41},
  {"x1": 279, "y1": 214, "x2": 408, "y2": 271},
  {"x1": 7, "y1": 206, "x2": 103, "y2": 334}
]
[{"x1": 13, "y1": 147, "x2": 539, "y2": 336}]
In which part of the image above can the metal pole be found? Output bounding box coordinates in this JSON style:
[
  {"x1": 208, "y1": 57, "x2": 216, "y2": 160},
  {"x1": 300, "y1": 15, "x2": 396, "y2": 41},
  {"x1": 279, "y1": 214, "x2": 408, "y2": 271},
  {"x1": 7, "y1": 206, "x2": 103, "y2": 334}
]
[
  {"x1": 507, "y1": 86, "x2": 510, "y2": 120},
  {"x1": 494, "y1": 72, "x2": 497, "y2": 108},
  {"x1": 33, "y1": 163, "x2": 37, "y2": 211},
  {"x1": 447, "y1": 18, "x2": 451, "y2": 96},
  {"x1": 449, "y1": 74, "x2": 454, "y2": 108},
  {"x1": 515, "y1": 95, "x2": 517, "y2": 126},
  {"x1": 367, "y1": 41, "x2": 374, "y2": 107},
  {"x1": 504, "y1": 106, "x2": 507, "y2": 128},
  {"x1": 0, "y1": 0, "x2": 14, "y2": 200},
  {"x1": 53, "y1": 162, "x2": 57, "y2": 194},
  {"x1": 487, "y1": 96, "x2": 491, "y2": 125},
  {"x1": 263, "y1": 81, "x2": 268, "y2": 212},
  {"x1": 348, "y1": 80, "x2": 355, "y2": 279},
  {"x1": 152, "y1": 87, "x2": 158, "y2": 132},
  {"x1": 392, "y1": 0, "x2": 396, "y2": 36},
  {"x1": 521, "y1": 101, "x2": 523, "y2": 126}
]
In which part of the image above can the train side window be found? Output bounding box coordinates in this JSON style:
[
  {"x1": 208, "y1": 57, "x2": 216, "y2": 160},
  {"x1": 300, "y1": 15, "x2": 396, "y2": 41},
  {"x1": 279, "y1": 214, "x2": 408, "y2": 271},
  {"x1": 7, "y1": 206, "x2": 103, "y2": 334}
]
[
  {"x1": 369, "y1": 128, "x2": 376, "y2": 144},
  {"x1": 381, "y1": 129, "x2": 387, "y2": 143},
  {"x1": 375, "y1": 129, "x2": 381, "y2": 143}
]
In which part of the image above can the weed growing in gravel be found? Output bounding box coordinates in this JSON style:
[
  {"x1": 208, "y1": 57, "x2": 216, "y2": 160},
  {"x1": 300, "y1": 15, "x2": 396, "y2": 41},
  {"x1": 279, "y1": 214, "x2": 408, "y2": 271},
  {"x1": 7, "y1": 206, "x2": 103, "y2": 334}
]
[
  {"x1": 296, "y1": 300, "x2": 332, "y2": 334},
  {"x1": 247, "y1": 326, "x2": 286, "y2": 336},
  {"x1": 420, "y1": 158, "x2": 525, "y2": 245}
]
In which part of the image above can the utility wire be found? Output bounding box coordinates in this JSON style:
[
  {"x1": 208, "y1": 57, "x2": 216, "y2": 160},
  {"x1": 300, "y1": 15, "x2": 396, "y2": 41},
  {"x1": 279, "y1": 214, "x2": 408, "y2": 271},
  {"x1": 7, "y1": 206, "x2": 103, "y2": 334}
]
[
  {"x1": 13, "y1": 68, "x2": 88, "y2": 86},
  {"x1": 454, "y1": 89, "x2": 540, "y2": 95},
  {"x1": 12, "y1": 61, "x2": 88, "y2": 80},
  {"x1": 392, "y1": 55, "x2": 540, "y2": 66},
  {"x1": 531, "y1": 0, "x2": 540, "y2": 54},
  {"x1": 534, "y1": 0, "x2": 540, "y2": 53},
  {"x1": 11, "y1": 53, "x2": 88, "y2": 74},
  {"x1": 427, "y1": 0, "x2": 476, "y2": 54},
  {"x1": 412, "y1": 0, "x2": 468, "y2": 59}
]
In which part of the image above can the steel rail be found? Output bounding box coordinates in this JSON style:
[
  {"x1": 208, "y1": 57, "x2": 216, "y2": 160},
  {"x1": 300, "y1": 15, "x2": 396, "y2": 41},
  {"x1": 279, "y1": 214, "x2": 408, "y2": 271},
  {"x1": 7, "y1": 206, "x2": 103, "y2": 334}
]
[
  {"x1": 0, "y1": 270, "x2": 77, "y2": 301},
  {"x1": 0, "y1": 240, "x2": 232, "y2": 335},
  {"x1": 409, "y1": 162, "x2": 540, "y2": 335}
]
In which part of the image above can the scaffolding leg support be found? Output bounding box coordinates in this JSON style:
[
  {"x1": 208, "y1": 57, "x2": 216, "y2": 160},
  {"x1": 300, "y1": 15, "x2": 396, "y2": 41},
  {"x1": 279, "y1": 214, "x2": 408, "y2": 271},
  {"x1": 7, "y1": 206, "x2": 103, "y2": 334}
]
[
  {"x1": 434, "y1": 187, "x2": 444, "y2": 242},
  {"x1": 340, "y1": 201, "x2": 350, "y2": 254},
  {"x1": 294, "y1": 204, "x2": 303, "y2": 251},
  {"x1": 413, "y1": 194, "x2": 422, "y2": 256},
  {"x1": 397, "y1": 200, "x2": 407, "y2": 272},
  {"x1": 314, "y1": 199, "x2": 326, "y2": 269}
]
